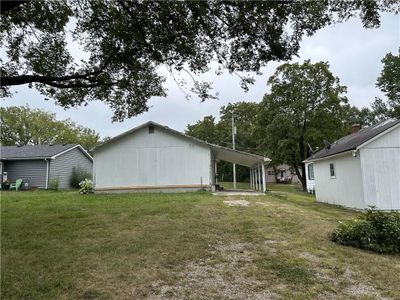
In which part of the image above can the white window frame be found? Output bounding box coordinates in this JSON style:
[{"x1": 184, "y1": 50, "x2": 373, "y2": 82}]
[
  {"x1": 329, "y1": 163, "x2": 336, "y2": 179},
  {"x1": 307, "y1": 164, "x2": 314, "y2": 180}
]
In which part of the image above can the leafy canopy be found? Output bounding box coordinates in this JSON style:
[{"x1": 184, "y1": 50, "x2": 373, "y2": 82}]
[
  {"x1": 257, "y1": 60, "x2": 350, "y2": 190},
  {"x1": 0, "y1": 106, "x2": 100, "y2": 151},
  {"x1": 1, "y1": 0, "x2": 398, "y2": 121}
]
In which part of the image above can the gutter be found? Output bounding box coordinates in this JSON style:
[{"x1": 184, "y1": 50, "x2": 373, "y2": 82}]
[
  {"x1": 303, "y1": 149, "x2": 355, "y2": 163},
  {"x1": 45, "y1": 159, "x2": 49, "y2": 189}
]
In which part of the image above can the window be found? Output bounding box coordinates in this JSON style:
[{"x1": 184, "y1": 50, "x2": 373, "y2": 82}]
[
  {"x1": 307, "y1": 164, "x2": 314, "y2": 180},
  {"x1": 329, "y1": 163, "x2": 335, "y2": 178},
  {"x1": 149, "y1": 126, "x2": 155, "y2": 134},
  {"x1": 267, "y1": 171, "x2": 274, "y2": 176}
]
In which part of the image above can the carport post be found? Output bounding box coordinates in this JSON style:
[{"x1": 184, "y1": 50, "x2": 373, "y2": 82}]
[
  {"x1": 258, "y1": 165, "x2": 262, "y2": 191},
  {"x1": 254, "y1": 168, "x2": 258, "y2": 190},
  {"x1": 250, "y1": 169, "x2": 253, "y2": 189},
  {"x1": 262, "y1": 163, "x2": 266, "y2": 193}
]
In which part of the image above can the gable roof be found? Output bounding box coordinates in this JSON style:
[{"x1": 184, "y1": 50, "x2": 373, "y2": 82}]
[
  {"x1": 1, "y1": 144, "x2": 93, "y2": 161},
  {"x1": 304, "y1": 119, "x2": 400, "y2": 162},
  {"x1": 95, "y1": 121, "x2": 270, "y2": 167}
]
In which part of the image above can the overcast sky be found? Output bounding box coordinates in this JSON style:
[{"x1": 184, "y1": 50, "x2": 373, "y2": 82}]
[{"x1": 2, "y1": 13, "x2": 399, "y2": 138}]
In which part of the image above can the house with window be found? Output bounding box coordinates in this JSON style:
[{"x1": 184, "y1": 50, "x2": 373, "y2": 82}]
[
  {"x1": 304, "y1": 119, "x2": 400, "y2": 210},
  {"x1": 266, "y1": 164, "x2": 301, "y2": 184},
  {"x1": 1, "y1": 144, "x2": 93, "y2": 189}
]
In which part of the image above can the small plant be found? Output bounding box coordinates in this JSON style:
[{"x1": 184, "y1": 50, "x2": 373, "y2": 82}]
[
  {"x1": 49, "y1": 179, "x2": 60, "y2": 191},
  {"x1": 330, "y1": 208, "x2": 400, "y2": 254},
  {"x1": 70, "y1": 167, "x2": 92, "y2": 188},
  {"x1": 79, "y1": 179, "x2": 94, "y2": 194}
]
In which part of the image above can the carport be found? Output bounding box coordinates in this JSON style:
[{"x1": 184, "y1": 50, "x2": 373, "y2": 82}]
[{"x1": 210, "y1": 144, "x2": 271, "y2": 192}]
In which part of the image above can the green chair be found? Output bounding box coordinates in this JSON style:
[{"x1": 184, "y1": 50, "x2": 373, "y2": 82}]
[{"x1": 10, "y1": 179, "x2": 23, "y2": 191}]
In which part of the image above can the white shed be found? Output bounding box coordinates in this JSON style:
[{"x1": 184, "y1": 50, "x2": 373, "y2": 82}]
[
  {"x1": 93, "y1": 121, "x2": 270, "y2": 192},
  {"x1": 304, "y1": 119, "x2": 400, "y2": 210}
]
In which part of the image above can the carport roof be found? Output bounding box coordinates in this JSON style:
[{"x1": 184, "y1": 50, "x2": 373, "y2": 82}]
[{"x1": 95, "y1": 121, "x2": 270, "y2": 167}]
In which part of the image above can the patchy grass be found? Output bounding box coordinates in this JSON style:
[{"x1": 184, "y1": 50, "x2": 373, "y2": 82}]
[{"x1": 1, "y1": 185, "x2": 399, "y2": 299}]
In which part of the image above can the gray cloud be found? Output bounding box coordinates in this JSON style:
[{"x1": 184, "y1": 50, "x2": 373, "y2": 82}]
[{"x1": 2, "y1": 13, "x2": 398, "y2": 138}]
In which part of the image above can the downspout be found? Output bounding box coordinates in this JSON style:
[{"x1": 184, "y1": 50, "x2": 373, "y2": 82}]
[{"x1": 45, "y1": 159, "x2": 49, "y2": 189}]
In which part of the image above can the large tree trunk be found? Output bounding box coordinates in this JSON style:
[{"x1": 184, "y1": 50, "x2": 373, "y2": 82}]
[{"x1": 298, "y1": 136, "x2": 307, "y2": 191}]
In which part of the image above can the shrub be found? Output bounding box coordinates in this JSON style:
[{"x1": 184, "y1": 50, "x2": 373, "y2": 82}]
[
  {"x1": 330, "y1": 209, "x2": 400, "y2": 254},
  {"x1": 49, "y1": 179, "x2": 60, "y2": 191},
  {"x1": 70, "y1": 167, "x2": 92, "y2": 188},
  {"x1": 79, "y1": 179, "x2": 94, "y2": 194}
]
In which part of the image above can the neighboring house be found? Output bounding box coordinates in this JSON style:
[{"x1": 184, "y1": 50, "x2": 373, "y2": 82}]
[
  {"x1": 1, "y1": 144, "x2": 93, "y2": 189},
  {"x1": 93, "y1": 121, "x2": 270, "y2": 193},
  {"x1": 266, "y1": 164, "x2": 301, "y2": 184},
  {"x1": 304, "y1": 119, "x2": 400, "y2": 210}
]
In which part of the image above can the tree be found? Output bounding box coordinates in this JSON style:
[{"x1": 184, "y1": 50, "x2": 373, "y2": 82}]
[
  {"x1": 257, "y1": 61, "x2": 350, "y2": 191},
  {"x1": 373, "y1": 50, "x2": 400, "y2": 119},
  {"x1": 186, "y1": 102, "x2": 260, "y2": 182},
  {"x1": 0, "y1": 106, "x2": 100, "y2": 151},
  {"x1": 1, "y1": 1, "x2": 397, "y2": 121}
]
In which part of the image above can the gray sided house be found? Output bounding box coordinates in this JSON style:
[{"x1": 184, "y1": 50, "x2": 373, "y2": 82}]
[{"x1": 1, "y1": 144, "x2": 93, "y2": 189}]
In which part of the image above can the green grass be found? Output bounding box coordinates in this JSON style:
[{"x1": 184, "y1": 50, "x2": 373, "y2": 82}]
[{"x1": 1, "y1": 185, "x2": 399, "y2": 299}]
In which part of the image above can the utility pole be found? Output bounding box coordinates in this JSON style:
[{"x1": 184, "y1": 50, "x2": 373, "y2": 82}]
[{"x1": 232, "y1": 114, "x2": 236, "y2": 189}]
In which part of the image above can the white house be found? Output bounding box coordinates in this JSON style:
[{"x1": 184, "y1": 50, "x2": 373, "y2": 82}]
[
  {"x1": 93, "y1": 121, "x2": 270, "y2": 193},
  {"x1": 304, "y1": 119, "x2": 400, "y2": 210},
  {"x1": 265, "y1": 163, "x2": 301, "y2": 184}
]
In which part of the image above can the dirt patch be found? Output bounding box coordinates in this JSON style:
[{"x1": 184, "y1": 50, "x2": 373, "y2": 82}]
[
  {"x1": 256, "y1": 202, "x2": 270, "y2": 206},
  {"x1": 223, "y1": 200, "x2": 250, "y2": 207},
  {"x1": 317, "y1": 266, "x2": 389, "y2": 300},
  {"x1": 149, "y1": 242, "x2": 280, "y2": 299},
  {"x1": 299, "y1": 252, "x2": 320, "y2": 263}
]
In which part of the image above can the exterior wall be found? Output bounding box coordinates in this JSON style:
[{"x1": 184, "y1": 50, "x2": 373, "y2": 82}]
[
  {"x1": 359, "y1": 126, "x2": 400, "y2": 210},
  {"x1": 305, "y1": 162, "x2": 315, "y2": 193},
  {"x1": 314, "y1": 153, "x2": 365, "y2": 209},
  {"x1": 266, "y1": 164, "x2": 300, "y2": 183},
  {"x1": 49, "y1": 147, "x2": 93, "y2": 189},
  {"x1": 94, "y1": 126, "x2": 211, "y2": 191},
  {"x1": 3, "y1": 160, "x2": 47, "y2": 188}
]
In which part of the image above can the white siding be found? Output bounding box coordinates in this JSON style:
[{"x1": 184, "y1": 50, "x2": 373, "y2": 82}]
[
  {"x1": 314, "y1": 153, "x2": 365, "y2": 209},
  {"x1": 360, "y1": 126, "x2": 400, "y2": 210},
  {"x1": 94, "y1": 126, "x2": 211, "y2": 190}
]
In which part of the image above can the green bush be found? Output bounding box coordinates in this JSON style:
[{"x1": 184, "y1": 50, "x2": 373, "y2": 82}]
[
  {"x1": 330, "y1": 209, "x2": 400, "y2": 254},
  {"x1": 70, "y1": 167, "x2": 92, "y2": 188},
  {"x1": 49, "y1": 179, "x2": 60, "y2": 191},
  {"x1": 79, "y1": 179, "x2": 94, "y2": 194}
]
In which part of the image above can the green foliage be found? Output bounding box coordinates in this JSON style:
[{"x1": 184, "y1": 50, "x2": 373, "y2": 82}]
[
  {"x1": 1, "y1": 1, "x2": 397, "y2": 121},
  {"x1": 374, "y1": 50, "x2": 400, "y2": 119},
  {"x1": 186, "y1": 102, "x2": 260, "y2": 182},
  {"x1": 79, "y1": 179, "x2": 94, "y2": 194},
  {"x1": 49, "y1": 179, "x2": 60, "y2": 191},
  {"x1": 0, "y1": 106, "x2": 100, "y2": 151},
  {"x1": 257, "y1": 60, "x2": 350, "y2": 190},
  {"x1": 70, "y1": 167, "x2": 92, "y2": 189},
  {"x1": 330, "y1": 209, "x2": 400, "y2": 254}
]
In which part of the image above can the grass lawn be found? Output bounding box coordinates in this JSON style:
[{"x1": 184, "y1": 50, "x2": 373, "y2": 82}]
[{"x1": 1, "y1": 185, "x2": 399, "y2": 299}]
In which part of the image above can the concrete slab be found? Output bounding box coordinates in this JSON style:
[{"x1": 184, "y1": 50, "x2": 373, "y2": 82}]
[{"x1": 213, "y1": 190, "x2": 264, "y2": 196}]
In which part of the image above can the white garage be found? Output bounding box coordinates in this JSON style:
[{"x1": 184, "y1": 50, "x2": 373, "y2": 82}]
[{"x1": 93, "y1": 121, "x2": 270, "y2": 192}]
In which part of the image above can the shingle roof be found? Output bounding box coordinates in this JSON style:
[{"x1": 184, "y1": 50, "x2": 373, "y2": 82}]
[
  {"x1": 304, "y1": 119, "x2": 400, "y2": 162},
  {"x1": 1, "y1": 144, "x2": 79, "y2": 160}
]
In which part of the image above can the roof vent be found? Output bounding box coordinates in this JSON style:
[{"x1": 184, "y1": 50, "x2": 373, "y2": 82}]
[{"x1": 149, "y1": 125, "x2": 155, "y2": 134}]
